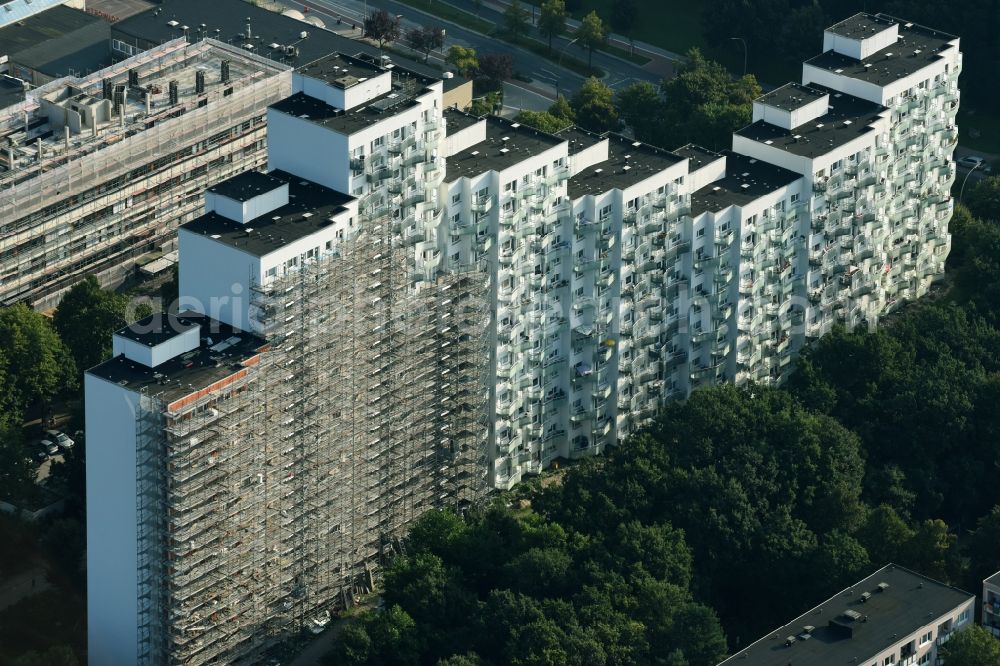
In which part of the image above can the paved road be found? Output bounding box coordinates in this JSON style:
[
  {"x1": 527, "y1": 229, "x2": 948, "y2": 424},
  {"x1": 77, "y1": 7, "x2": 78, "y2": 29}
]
[
  {"x1": 0, "y1": 568, "x2": 51, "y2": 612},
  {"x1": 281, "y1": 0, "x2": 660, "y2": 102}
]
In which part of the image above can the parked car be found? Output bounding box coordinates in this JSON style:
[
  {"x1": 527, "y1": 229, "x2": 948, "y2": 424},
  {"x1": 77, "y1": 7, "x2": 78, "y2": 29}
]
[
  {"x1": 958, "y1": 155, "x2": 985, "y2": 169},
  {"x1": 39, "y1": 439, "x2": 59, "y2": 456},
  {"x1": 33, "y1": 449, "x2": 49, "y2": 463},
  {"x1": 45, "y1": 429, "x2": 74, "y2": 451},
  {"x1": 307, "y1": 610, "x2": 331, "y2": 634}
]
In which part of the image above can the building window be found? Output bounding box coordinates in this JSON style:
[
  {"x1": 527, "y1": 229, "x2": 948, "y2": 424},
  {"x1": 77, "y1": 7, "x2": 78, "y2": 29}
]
[
  {"x1": 790, "y1": 193, "x2": 800, "y2": 204},
  {"x1": 883, "y1": 655, "x2": 895, "y2": 665},
  {"x1": 957, "y1": 609, "x2": 970, "y2": 625},
  {"x1": 919, "y1": 631, "x2": 932, "y2": 645}
]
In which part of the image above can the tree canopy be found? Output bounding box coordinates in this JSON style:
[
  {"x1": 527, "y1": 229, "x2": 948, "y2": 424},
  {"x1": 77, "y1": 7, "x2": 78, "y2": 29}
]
[
  {"x1": 0, "y1": 303, "x2": 76, "y2": 417},
  {"x1": 446, "y1": 45, "x2": 479, "y2": 78},
  {"x1": 537, "y1": 0, "x2": 567, "y2": 51},
  {"x1": 503, "y1": 0, "x2": 530, "y2": 39},
  {"x1": 576, "y1": 11, "x2": 605, "y2": 68},
  {"x1": 570, "y1": 77, "x2": 619, "y2": 133},
  {"x1": 53, "y1": 276, "x2": 151, "y2": 373},
  {"x1": 364, "y1": 10, "x2": 401, "y2": 49},
  {"x1": 940, "y1": 625, "x2": 1000, "y2": 665},
  {"x1": 406, "y1": 26, "x2": 444, "y2": 63}
]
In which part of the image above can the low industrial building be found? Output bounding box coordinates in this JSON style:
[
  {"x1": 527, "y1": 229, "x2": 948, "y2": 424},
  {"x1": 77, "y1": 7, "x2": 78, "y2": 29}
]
[{"x1": 719, "y1": 564, "x2": 975, "y2": 665}]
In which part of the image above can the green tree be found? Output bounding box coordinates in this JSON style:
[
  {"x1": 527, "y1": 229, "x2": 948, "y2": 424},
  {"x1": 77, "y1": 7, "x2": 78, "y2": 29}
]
[
  {"x1": 537, "y1": 0, "x2": 566, "y2": 51},
  {"x1": 904, "y1": 519, "x2": 959, "y2": 582},
  {"x1": 856, "y1": 504, "x2": 915, "y2": 567},
  {"x1": 437, "y1": 655, "x2": 482, "y2": 666},
  {"x1": 406, "y1": 26, "x2": 445, "y2": 63},
  {"x1": 11, "y1": 646, "x2": 79, "y2": 666},
  {"x1": 503, "y1": 0, "x2": 530, "y2": 39},
  {"x1": 0, "y1": 422, "x2": 34, "y2": 502},
  {"x1": 969, "y1": 506, "x2": 1000, "y2": 591},
  {"x1": 610, "y1": 0, "x2": 638, "y2": 44},
  {"x1": 548, "y1": 95, "x2": 575, "y2": 123},
  {"x1": 616, "y1": 81, "x2": 663, "y2": 143},
  {"x1": 0, "y1": 303, "x2": 76, "y2": 416},
  {"x1": 657, "y1": 48, "x2": 761, "y2": 150},
  {"x1": 53, "y1": 276, "x2": 150, "y2": 372},
  {"x1": 446, "y1": 45, "x2": 479, "y2": 78},
  {"x1": 364, "y1": 9, "x2": 401, "y2": 49},
  {"x1": 576, "y1": 11, "x2": 605, "y2": 68},
  {"x1": 570, "y1": 77, "x2": 619, "y2": 133},
  {"x1": 967, "y1": 175, "x2": 1000, "y2": 222},
  {"x1": 514, "y1": 110, "x2": 572, "y2": 134},
  {"x1": 478, "y1": 53, "x2": 513, "y2": 87},
  {"x1": 939, "y1": 624, "x2": 1000, "y2": 665}
]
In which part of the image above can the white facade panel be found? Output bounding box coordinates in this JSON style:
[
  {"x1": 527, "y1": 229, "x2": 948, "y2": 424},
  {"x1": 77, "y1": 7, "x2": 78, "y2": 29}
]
[
  {"x1": 178, "y1": 229, "x2": 261, "y2": 333},
  {"x1": 86, "y1": 374, "x2": 141, "y2": 666},
  {"x1": 112, "y1": 325, "x2": 201, "y2": 368}
]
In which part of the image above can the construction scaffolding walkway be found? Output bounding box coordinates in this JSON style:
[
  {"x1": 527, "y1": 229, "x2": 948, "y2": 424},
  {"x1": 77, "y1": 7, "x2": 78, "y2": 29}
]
[{"x1": 133, "y1": 215, "x2": 490, "y2": 665}]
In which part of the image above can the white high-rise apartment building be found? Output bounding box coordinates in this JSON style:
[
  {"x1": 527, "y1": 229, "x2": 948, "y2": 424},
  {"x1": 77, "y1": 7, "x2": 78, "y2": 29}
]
[{"x1": 85, "y1": 13, "x2": 960, "y2": 663}]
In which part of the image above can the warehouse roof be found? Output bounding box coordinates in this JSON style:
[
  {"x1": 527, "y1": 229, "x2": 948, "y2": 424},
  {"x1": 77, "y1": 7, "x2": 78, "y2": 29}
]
[{"x1": 0, "y1": 5, "x2": 111, "y2": 77}]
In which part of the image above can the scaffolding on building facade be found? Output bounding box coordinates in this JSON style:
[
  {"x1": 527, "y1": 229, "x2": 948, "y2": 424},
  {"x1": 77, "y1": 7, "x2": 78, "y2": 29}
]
[{"x1": 133, "y1": 215, "x2": 490, "y2": 665}]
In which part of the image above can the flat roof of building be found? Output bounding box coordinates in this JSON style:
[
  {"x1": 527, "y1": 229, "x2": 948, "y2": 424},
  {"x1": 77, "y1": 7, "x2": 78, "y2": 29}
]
[
  {"x1": 112, "y1": 0, "x2": 468, "y2": 89},
  {"x1": 806, "y1": 14, "x2": 958, "y2": 87},
  {"x1": 673, "y1": 143, "x2": 723, "y2": 171},
  {"x1": 734, "y1": 86, "x2": 886, "y2": 159},
  {"x1": 825, "y1": 12, "x2": 897, "y2": 39},
  {"x1": 182, "y1": 169, "x2": 354, "y2": 257},
  {"x1": 757, "y1": 82, "x2": 828, "y2": 111},
  {"x1": 446, "y1": 115, "x2": 565, "y2": 181},
  {"x1": 88, "y1": 311, "x2": 266, "y2": 404},
  {"x1": 0, "y1": 39, "x2": 289, "y2": 191},
  {"x1": 690, "y1": 151, "x2": 801, "y2": 216},
  {"x1": 0, "y1": 4, "x2": 112, "y2": 77},
  {"x1": 985, "y1": 571, "x2": 1000, "y2": 587},
  {"x1": 556, "y1": 126, "x2": 605, "y2": 154},
  {"x1": 113, "y1": 311, "x2": 200, "y2": 347},
  {"x1": 296, "y1": 51, "x2": 385, "y2": 89},
  {"x1": 208, "y1": 170, "x2": 287, "y2": 202},
  {"x1": 568, "y1": 135, "x2": 684, "y2": 199},
  {"x1": 0, "y1": 4, "x2": 101, "y2": 55},
  {"x1": 719, "y1": 564, "x2": 974, "y2": 666},
  {"x1": 0, "y1": 77, "x2": 25, "y2": 108},
  {"x1": 442, "y1": 108, "x2": 483, "y2": 135}
]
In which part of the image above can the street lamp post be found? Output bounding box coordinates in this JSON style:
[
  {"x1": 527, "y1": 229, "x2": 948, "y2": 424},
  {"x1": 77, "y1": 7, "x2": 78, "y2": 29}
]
[
  {"x1": 959, "y1": 160, "x2": 982, "y2": 204},
  {"x1": 729, "y1": 37, "x2": 747, "y2": 76}
]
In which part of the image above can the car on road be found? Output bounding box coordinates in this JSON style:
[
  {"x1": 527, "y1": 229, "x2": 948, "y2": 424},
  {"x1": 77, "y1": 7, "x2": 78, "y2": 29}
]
[
  {"x1": 45, "y1": 429, "x2": 74, "y2": 451},
  {"x1": 958, "y1": 155, "x2": 985, "y2": 169},
  {"x1": 38, "y1": 439, "x2": 59, "y2": 456}
]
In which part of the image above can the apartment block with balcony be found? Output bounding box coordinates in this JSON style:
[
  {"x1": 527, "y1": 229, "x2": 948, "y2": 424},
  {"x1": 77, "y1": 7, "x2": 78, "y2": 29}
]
[
  {"x1": 983, "y1": 571, "x2": 1000, "y2": 637},
  {"x1": 718, "y1": 564, "x2": 974, "y2": 666},
  {"x1": 88, "y1": 12, "x2": 964, "y2": 662}
]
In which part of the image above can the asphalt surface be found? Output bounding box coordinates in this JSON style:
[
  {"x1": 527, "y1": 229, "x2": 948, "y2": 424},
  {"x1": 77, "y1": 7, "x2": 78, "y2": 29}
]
[{"x1": 279, "y1": 0, "x2": 660, "y2": 102}]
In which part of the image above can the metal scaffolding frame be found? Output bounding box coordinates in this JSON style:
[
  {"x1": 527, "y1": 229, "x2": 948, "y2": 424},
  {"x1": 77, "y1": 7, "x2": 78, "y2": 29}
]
[{"x1": 132, "y1": 214, "x2": 489, "y2": 665}]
